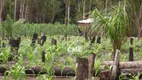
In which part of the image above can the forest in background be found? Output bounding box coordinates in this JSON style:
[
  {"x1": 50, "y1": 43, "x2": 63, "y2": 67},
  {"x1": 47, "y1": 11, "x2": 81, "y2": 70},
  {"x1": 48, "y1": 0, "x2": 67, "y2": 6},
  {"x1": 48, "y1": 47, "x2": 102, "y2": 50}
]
[
  {"x1": 0, "y1": 0, "x2": 142, "y2": 37},
  {"x1": 0, "y1": 0, "x2": 124, "y2": 24}
]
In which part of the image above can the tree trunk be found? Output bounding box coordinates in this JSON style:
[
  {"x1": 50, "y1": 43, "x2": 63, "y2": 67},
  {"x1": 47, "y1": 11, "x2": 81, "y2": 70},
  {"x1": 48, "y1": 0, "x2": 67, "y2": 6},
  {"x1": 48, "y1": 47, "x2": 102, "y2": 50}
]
[
  {"x1": 77, "y1": 1, "x2": 81, "y2": 20},
  {"x1": 14, "y1": 0, "x2": 17, "y2": 21},
  {"x1": 64, "y1": 0, "x2": 70, "y2": 26},
  {"x1": 137, "y1": 1, "x2": 142, "y2": 40},
  {"x1": 25, "y1": 0, "x2": 29, "y2": 21},
  {"x1": 67, "y1": 0, "x2": 70, "y2": 25},
  {"x1": 20, "y1": 0, "x2": 25, "y2": 19},
  {"x1": 0, "y1": 0, "x2": 4, "y2": 23},
  {"x1": 83, "y1": 0, "x2": 86, "y2": 19},
  {"x1": 88, "y1": 0, "x2": 92, "y2": 18},
  {"x1": 50, "y1": 0, "x2": 55, "y2": 23}
]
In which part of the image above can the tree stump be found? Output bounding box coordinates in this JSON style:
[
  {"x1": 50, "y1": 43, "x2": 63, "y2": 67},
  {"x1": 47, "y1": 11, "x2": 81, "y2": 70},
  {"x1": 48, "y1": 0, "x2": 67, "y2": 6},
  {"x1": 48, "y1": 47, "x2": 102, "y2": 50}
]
[
  {"x1": 88, "y1": 53, "x2": 96, "y2": 78},
  {"x1": 76, "y1": 58, "x2": 88, "y2": 80}
]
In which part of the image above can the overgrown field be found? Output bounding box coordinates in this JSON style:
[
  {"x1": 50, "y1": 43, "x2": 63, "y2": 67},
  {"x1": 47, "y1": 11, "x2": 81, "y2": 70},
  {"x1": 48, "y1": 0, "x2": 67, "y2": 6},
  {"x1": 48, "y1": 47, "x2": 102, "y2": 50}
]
[{"x1": 0, "y1": 35, "x2": 142, "y2": 79}]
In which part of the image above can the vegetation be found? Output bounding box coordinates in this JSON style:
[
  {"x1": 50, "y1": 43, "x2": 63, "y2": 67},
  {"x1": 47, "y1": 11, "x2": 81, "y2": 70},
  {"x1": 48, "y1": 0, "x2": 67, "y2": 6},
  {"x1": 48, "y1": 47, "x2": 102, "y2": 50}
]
[
  {"x1": 92, "y1": 1, "x2": 128, "y2": 59},
  {"x1": 0, "y1": 0, "x2": 142, "y2": 79},
  {"x1": 0, "y1": 22, "x2": 78, "y2": 37}
]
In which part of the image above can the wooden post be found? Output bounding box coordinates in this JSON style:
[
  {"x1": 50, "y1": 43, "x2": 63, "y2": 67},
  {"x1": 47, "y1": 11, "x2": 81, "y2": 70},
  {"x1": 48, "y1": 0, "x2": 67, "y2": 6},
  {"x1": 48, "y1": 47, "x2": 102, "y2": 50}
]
[
  {"x1": 85, "y1": 31, "x2": 88, "y2": 41},
  {"x1": 90, "y1": 36, "x2": 95, "y2": 45},
  {"x1": 42, "y1": 51, "x2": 45, "y2": 62},
  {"x1": 41, "y1": 35, "x2": 46, "y2": 46},
  {"x1": 76, "y1": 58, "x2": 88, "y2": 80},
  {"x1": 129, "y1": 47, "x2": 134, "y2": 61},
  {"x1": 130, "y1": 37, "x2": 134, "y2": 45},
  {"x1": 31, "y1": 33, "x2": 38, "y2": 46},
  {"x1": 129, "y1": 37, "x2": 134, "y2": 61},
  {"x1": 97, "y1": 36, "x2": 101, "y2": 44},
  {"x1": 88, "y1": 53, "x2": 96, "y2": 78},
  {"x1": 110, "y1": 49, "x2": 120, "y2": 80}
]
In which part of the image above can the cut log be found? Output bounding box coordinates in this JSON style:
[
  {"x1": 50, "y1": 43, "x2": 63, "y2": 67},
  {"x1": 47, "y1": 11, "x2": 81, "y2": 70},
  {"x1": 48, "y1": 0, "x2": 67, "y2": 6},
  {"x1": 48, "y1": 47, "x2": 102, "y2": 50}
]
[{"x1": 102, "y1": 61, "x2": 142, "y2": 69}]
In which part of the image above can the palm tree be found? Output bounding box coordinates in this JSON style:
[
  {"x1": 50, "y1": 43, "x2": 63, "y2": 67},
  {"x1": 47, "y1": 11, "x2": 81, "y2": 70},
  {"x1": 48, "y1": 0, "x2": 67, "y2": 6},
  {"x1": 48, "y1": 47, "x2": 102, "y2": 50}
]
[{"x1": 92, "y1": 1, "x2": 128, "y2": 59}]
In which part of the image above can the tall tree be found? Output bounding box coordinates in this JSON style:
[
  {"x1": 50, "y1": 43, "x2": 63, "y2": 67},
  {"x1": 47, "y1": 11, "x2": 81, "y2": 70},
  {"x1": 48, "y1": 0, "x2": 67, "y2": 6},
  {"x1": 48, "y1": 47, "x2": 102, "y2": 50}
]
[
  {"x1": 0, "y1": 0, "x2": 4, "y2": 23},
  {"x1": 64, "y1": 0, "x2": 70, "y2": 25},
  {"x1": 127, "y1": 0, "x2": 142, "y2": 39},
  {"x1": 14, "y1": 0, "x2": 17, "y2": 21}
]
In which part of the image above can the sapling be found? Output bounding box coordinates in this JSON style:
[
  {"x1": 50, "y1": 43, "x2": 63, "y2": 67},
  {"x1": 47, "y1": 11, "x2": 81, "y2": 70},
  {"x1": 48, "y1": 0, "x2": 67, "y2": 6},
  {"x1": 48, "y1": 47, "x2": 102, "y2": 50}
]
[
  {"x1": 7, "y1": 63, "x2": 26, "y2": 80},
  {"x1": 94, "y1": 58, "x2": 102, "y2": 77}
]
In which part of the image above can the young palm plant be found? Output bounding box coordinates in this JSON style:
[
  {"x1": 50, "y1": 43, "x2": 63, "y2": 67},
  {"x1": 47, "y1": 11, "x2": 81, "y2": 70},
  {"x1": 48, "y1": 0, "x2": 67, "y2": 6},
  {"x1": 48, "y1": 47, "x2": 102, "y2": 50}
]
[{"x1": 92, "y1": 1, "x2": 128, "y2": 59}]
